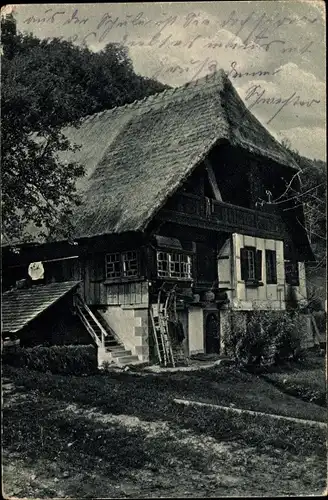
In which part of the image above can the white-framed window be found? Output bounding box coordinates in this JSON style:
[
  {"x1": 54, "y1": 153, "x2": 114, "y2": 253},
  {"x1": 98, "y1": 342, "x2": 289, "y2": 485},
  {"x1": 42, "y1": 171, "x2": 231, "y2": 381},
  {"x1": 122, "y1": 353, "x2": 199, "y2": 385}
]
[
  {"x1": 105, "y1": 251, "x2": 139, "y2": 279},
  {"x1": 265, "y1": 249, "x2": 277, "y2": 284},
  {"x1": 122, "y1": 250, "x2": 138, "y2": 277},
  {"x1": 245, "y1": 248, "x2": 256, "y2": 280},
  {"x1": 157, "y1": 251, "x2": 192, "y2": 279},
  {"x1": 240, "y1": 246, "x2": 262, "y2": 283}
]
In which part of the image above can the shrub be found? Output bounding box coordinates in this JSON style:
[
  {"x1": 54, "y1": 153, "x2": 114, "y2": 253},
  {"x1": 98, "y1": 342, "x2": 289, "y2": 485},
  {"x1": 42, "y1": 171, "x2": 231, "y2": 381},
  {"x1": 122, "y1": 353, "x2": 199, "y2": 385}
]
[
  {"x1": 312, "y1": 310, "x2": 327, "y2": 333},
  {"x1": 225, "y1": 309, "x2": 303, "y2": 368},
  {"x1": 271, "y1": 312, "x2": 303, "y2": 364},
  {"x1": 2, "y1": 345, "x2": 98, "y2": 375}
]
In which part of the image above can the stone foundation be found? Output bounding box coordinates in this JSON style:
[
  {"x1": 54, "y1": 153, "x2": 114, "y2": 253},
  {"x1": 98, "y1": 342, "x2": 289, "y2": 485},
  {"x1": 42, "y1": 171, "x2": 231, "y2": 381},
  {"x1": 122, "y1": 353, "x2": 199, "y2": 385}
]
[{"x1": 97, "y1": 305, "x2": 150, "y2": 362}]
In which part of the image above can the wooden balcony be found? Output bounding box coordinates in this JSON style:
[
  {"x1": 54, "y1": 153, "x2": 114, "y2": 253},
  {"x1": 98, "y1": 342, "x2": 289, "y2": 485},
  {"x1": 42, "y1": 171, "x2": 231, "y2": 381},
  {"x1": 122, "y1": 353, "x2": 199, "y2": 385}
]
[{"x1": 158, "y1": 192, "x2": 287, "y2": 240}]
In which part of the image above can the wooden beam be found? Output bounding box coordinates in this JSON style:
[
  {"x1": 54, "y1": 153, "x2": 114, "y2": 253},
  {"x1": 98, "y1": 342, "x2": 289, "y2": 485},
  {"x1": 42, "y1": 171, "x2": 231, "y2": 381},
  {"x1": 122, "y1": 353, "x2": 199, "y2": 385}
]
[
  {"x1": 204, "y1": 159, "x2": 223, "y2": 202},
  {"x1": 157, "y1": 211, "x2": 285, "y2": 241}
]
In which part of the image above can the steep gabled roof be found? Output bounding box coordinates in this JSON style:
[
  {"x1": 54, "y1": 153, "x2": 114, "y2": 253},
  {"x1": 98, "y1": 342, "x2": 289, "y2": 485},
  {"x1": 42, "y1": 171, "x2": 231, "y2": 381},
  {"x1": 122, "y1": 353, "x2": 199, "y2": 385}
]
[{"x1": 58, "y1": 69, "x2": 298, "y2": 240}]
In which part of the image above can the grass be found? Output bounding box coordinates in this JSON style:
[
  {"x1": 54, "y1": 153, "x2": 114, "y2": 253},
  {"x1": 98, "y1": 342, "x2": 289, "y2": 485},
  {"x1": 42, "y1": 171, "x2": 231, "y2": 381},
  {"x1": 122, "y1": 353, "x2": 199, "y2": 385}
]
[
  {"x1": 262, "y1": 351, "x2": 326, "y2": 407},
  {"x1": 4, "y1": 359, "x2": 327, "y2": 421},
  {"x1": 2, "y1": 359, "x2": 327, "y2": 497},
  {"x1": 3, "y1": 362, "x2": 327, "y2": 454}
]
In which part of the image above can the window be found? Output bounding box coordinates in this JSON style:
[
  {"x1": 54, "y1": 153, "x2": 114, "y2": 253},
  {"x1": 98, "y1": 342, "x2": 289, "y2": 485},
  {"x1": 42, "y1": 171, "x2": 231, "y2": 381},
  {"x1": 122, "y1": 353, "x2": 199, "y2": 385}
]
[
  {"x1": 105, "y1": 251, "x2": 139, "y2": 280},
  {"x1": 105, "y1": 253, "x2": 121, "y2": 279},
  {"x1": 285, "y1": 260, "x2": 299, "y2": 286},
  {"x1": 246, "y1": 248, "x2": 256, "y2": 280},
  {"x1": 265, "y1": 250, "x2": 277, "y2": 284},
  {"x1": 122, "y1": 251, "x2": 138, "y2": 277},
  {"x1": 240, "y1": 247, "x2": 262, "y2": 284},
  {"x1": 157, "y1": 251, "x2": 192, "y2": 280}
]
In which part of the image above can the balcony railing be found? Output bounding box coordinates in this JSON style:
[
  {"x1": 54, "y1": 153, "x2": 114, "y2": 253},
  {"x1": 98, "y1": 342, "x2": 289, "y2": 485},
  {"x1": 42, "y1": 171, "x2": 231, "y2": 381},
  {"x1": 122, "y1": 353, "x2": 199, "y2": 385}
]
[{"x1": 160, "y1": 192, "x2": 286, "y2": 239}]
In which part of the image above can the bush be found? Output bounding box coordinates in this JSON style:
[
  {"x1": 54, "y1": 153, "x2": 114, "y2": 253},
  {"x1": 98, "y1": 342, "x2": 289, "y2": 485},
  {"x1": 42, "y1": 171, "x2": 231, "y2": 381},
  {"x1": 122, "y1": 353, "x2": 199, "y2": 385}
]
[
  {"x1": 2, "y1": 345, "x2": 98, "y2": 375},
  {"x1": 225, "y1": 310, "x2": 303, "y2": 368},
  {"x1": 312, "y1": 310, "x2": 327, "y2": 333}
]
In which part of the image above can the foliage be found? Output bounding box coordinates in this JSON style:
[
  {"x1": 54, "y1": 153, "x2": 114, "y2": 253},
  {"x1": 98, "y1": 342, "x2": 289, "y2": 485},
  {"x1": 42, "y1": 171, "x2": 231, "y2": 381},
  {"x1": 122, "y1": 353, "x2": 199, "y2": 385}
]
[
  {"x1": 280, "y1": 139, "x2": 326, "y2": 264},
  {"x1": 1, "y1": 13, "x2": 168, "y2": 242},
  {"x1": 225, "y1": 309, "x2": 303, "y2": 367},
  {"x1": 280, "y1": 144, "x2": 326, "y2": 312},
  {"x1": 2, "y1": 345, "x2": 98, "y2": 375},
  {"x1": 312, "y1": 310, "x2": 326, "y2": 332}
]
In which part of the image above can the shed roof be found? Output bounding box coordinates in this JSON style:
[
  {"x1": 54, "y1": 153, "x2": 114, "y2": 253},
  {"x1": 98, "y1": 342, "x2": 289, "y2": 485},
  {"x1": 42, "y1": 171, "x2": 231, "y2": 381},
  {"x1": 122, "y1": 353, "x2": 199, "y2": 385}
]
[
  {"x1": 58, "y1": 69, "x2": 298, "y2": 240},
  {"x1": 2, "y1": 281, "x2": 81, "y2": 334}
]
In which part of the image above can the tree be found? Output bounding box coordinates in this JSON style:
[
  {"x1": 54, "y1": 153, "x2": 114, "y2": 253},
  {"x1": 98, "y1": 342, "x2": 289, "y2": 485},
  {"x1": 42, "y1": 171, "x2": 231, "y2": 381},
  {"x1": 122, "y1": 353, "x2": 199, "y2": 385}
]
[
  {"x1": 1, "y1": 14, "x2": 168, "y2": 243},
  {"x1": 279, "y1": 139, "x2": 326, "y2": 310},
  {"x1": 279, "y1": 140, "x2": 326, "y2": 259}
]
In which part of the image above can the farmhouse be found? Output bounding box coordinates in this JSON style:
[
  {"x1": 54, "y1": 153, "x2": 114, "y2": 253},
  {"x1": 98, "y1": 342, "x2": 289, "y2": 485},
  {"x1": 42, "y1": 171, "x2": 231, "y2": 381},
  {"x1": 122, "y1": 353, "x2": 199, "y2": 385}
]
[{"x1": 2, "y1": 70, "x2": 317, "y2": 366}]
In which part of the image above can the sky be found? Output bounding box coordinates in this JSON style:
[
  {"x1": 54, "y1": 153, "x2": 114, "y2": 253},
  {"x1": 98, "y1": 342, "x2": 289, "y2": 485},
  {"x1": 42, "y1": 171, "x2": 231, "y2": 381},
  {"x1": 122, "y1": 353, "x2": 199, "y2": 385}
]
[{"x1": 5, "y1": 1, "x2": 327, "y2": 161}]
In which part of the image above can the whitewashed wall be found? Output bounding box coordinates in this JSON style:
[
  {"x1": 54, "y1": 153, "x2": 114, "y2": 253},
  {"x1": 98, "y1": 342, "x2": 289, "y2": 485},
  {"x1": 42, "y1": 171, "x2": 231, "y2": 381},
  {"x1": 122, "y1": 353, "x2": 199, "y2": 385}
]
[
  {"x1": 188, "y1": 306, "x2": 204, "y2": 354},
  {"x1": 218, "y1": 234, "x2": 286, "y2": 311}
]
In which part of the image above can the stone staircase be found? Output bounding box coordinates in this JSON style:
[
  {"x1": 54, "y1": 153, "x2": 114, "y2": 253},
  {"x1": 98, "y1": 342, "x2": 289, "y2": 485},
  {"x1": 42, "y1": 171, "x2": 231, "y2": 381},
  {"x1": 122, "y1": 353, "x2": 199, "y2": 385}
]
[{"x1": 92, "y1": 309, "x2": 140, "y2": 366}]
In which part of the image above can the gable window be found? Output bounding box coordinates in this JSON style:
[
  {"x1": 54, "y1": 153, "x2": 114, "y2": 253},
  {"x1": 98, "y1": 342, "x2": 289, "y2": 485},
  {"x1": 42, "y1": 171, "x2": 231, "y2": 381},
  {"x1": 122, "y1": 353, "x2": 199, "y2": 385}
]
[
  {"x1": 105, "y1": 251, "x2": 139, "y2": 280},
  {"x1": 265, "y1": 250, "x2": 277, "y2": 284},
  {"x1": 240, "y1": 246, "x2": 262, "y2": 285},
  {"x1": 285, "y1": 260, "x2": 299, "y2": 286},
  {"x1": 157, "y1": 251, "x2": 192, "y2": 280}
]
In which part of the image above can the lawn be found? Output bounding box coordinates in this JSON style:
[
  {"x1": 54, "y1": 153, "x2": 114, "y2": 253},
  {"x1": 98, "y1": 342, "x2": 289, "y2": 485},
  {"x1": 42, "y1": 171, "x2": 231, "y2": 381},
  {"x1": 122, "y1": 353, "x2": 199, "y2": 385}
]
[
  {"x1": 262, "y1": 351, "x2": 326, "y2": 407},
  {"x1": 2, "y1": 360, "x2": 327, "y2": 498}
]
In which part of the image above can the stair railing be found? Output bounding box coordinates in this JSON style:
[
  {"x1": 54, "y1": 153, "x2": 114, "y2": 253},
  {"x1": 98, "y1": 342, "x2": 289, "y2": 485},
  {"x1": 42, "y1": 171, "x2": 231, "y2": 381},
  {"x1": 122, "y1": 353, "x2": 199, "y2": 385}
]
[
  {"x1": 74, "y1": 294, "x2": 108, "y2": 347},
  {"x1": 75, "y1": 303, "x2": 102, "y2": 347}
]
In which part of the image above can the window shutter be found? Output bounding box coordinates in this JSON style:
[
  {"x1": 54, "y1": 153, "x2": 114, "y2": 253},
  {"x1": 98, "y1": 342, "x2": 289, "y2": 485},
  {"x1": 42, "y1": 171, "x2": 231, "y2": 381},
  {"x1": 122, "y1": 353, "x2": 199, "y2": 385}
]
[
  {"x1": 240, "y1": 248, "x2": 248, "y2": 280},
  {"x1": 255, "y1": 250, "x2": 262, "y2": 281},
  {"x1": 272, "y1": 251, "x2": 277, "y2": 283}
]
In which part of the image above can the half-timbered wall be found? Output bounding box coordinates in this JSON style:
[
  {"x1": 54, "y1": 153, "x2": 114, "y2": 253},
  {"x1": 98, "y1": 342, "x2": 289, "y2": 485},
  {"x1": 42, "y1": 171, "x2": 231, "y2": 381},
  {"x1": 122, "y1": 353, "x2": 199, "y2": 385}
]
[
  {"x1": 218, "y1": 234, "x2": 286, "y2": 310},
  {"x1": 218, "y1": 233, "x2": 308, "y2": 312}
]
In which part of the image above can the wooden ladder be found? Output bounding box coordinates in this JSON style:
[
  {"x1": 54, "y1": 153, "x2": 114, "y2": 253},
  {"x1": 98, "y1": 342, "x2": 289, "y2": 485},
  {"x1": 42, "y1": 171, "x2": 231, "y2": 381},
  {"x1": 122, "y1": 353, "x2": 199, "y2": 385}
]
[
  {"x1": 166, "y1": 287, "x2": 190, "y2": 367},
  {"x1": 150, "y1": 285, "x2": 190, "y2": 367},
  {"x1": 150, "y1": 288, "x2": 175, "y2": 367}
]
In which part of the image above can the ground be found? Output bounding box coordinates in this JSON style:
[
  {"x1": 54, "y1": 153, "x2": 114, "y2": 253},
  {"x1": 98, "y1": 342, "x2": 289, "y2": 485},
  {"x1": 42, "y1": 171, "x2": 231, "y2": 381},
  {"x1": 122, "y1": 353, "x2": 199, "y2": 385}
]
[{"x1": 2, "y1": 352, "x2": 327, "y2": 498}]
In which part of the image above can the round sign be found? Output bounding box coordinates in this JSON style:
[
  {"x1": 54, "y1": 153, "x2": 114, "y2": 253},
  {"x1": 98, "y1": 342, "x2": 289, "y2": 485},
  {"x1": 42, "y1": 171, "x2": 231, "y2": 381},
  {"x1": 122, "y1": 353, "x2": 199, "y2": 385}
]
[{"x1": 28, "y1": 261, "x2": 44, "y2": 281}]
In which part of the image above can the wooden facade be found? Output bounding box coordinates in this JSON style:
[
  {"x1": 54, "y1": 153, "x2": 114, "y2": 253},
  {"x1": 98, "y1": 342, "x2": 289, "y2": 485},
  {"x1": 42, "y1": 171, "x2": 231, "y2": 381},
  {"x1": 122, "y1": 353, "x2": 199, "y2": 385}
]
[{"x1": 2, "y1": 144, "x2": 314, "y2": 361}]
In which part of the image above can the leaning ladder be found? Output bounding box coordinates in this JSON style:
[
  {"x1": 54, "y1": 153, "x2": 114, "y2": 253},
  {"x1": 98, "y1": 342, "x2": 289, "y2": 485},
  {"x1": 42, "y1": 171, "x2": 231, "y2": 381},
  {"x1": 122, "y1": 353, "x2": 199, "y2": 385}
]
[
  {"x1": 166, "y1": 288, "x2": 190, "y2": 367},
  {"x1": 150, "y1": 289, "x2": 175, "y2": 367}
]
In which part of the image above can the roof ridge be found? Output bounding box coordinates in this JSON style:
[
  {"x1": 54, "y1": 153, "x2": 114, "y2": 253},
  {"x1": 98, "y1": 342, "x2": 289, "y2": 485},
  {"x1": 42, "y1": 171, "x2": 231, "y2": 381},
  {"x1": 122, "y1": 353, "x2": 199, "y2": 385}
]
[{"x1": 79, "y1": 70, "x2": 228, "y2": 125}]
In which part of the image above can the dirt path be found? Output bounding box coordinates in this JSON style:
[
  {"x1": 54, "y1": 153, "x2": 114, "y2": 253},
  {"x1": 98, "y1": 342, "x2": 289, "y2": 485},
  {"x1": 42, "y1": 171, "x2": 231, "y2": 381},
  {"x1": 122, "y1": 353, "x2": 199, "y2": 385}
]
[{"x1": 2, "y1": 376, "x2": 326, "y2": 498}]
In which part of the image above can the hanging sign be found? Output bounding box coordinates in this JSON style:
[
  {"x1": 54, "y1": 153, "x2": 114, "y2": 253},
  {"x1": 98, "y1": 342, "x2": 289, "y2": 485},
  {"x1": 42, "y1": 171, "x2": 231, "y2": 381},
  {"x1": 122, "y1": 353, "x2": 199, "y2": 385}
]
[{"x1": 28, "y1": 261, "x2": 44, "y2": 281}]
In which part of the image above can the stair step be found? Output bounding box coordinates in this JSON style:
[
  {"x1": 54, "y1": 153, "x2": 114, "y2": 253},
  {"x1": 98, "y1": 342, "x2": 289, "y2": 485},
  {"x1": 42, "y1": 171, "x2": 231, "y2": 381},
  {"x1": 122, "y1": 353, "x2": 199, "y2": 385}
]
[
  {"x1": 107, "y1": 345, "x2": 125, "y2": 351},
  {"x1": 104, "y1": 339, "x2": 119, "y2": 346},
  {"x1": 115, "y1": 355, "x2": 140, "y2": 364},
  {"x1": 110, "y1": 349, "x2": 132, "y2": 357}
]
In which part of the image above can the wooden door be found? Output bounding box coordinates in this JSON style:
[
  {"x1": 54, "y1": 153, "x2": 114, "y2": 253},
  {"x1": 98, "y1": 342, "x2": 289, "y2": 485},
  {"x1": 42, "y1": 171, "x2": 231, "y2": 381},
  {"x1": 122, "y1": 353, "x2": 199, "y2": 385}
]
[{"x1": 205, "y1": 312, "x2": 220, "y2": 354}]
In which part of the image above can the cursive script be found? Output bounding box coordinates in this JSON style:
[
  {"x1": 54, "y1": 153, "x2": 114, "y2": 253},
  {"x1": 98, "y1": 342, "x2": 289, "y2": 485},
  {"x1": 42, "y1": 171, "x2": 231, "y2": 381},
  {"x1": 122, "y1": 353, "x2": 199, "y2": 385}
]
[
  {"x1": 244, "y1": 85, "x2": 321, "y2": 124},
  {"x1": 18, "y1": 5, "x2": 323, "y2": 126},
  {"x1": 22, "y1": 7, "x2": 319, "y2": 56}
]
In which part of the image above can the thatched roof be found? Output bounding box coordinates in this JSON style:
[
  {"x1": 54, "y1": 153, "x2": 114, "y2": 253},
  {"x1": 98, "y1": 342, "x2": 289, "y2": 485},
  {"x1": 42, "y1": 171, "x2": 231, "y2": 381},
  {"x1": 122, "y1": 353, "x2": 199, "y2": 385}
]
[{"x1": 57, "y1": 69, "x2": 298, "y2": 240}]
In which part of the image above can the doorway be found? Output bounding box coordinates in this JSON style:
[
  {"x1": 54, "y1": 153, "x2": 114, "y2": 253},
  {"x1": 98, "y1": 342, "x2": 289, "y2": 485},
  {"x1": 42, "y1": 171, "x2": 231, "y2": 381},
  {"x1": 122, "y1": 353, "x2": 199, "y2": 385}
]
[{"x1": 205, "y1": 312, "x2": 220, "y2": 354}]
